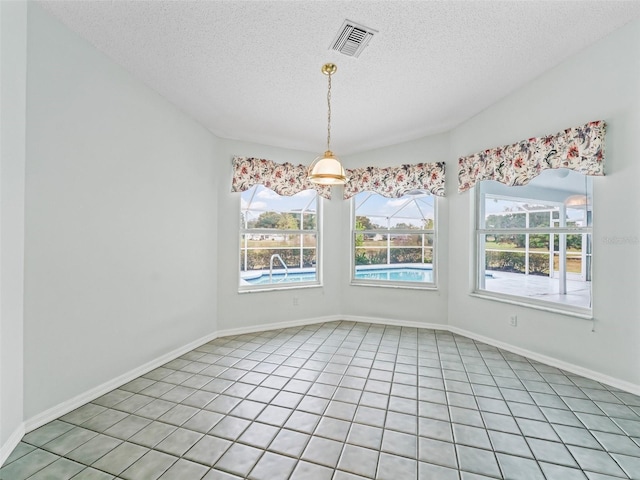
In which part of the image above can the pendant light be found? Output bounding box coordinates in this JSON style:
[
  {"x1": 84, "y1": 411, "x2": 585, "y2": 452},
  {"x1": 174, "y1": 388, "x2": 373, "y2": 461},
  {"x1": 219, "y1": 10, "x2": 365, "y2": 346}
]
[
  {"x1": 564, "y1": 194, "x2": 591, "y2": 207},
  {"x1": 308, "y1": 63, "x2": 347, "y2": 185}
]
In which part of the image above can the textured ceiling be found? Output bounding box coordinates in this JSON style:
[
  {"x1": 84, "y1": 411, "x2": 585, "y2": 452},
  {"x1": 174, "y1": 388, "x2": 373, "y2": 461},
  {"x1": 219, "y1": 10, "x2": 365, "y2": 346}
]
[{"x1": 40, "y1": 1, "x2": 640, "y2": 155}]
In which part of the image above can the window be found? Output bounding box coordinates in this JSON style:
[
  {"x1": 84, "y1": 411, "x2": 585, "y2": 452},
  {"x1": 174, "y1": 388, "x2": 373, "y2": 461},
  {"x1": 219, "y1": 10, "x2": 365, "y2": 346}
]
[
  {"x1": 475, "y1": 169, "x2": 592, "y2": 314},
  {"x1": 240, "y1": 185, "x2": 320, "y2": 290},
  {"x1": 352, "y1": 191, "x2": 436, "y2": 287}
]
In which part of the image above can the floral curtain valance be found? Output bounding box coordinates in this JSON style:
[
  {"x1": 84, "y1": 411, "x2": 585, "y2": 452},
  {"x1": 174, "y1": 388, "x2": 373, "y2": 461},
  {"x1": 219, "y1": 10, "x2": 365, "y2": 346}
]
[
  {"x1": 343, "y1": 162, "x2": 446, "y2": 199},
  {"x1": 457, "y1": 120, "x2": 605, "y2": 193},
  {"x1": 231, "y1": 156, "x2": 331, "y2": 199}
]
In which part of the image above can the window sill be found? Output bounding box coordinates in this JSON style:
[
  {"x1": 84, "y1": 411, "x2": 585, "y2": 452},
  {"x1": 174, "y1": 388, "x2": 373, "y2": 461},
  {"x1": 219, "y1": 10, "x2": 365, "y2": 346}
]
[
  {"x1": 238, "y1": 283, "x2": 323, "y2": 294},
  {"x1": 470, "y1": 290, "x2": 593, "y2": 320}
]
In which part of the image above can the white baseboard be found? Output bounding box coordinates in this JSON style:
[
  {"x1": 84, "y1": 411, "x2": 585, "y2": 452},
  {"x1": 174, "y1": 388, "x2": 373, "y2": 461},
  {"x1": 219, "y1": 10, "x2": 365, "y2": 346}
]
[
  {"x1": 23, "y1": 331, "x2": 219, "y2": 434},
  {"x1": 22, "y1": 315, "x2": 341, "y2": 436},
  {"x1": 216, "y1": 315, "x2": 447, "y2": 338},
  {"x1": 19, "y1": 314, "x2": 640, "y2": 444},
  {"x1": 216, "y1": 315, "x2": 343, "y2": 338},
  {"x1": 448, "y1": 326, "x2": 640, "y2": 397},
  {"x1": 340, "y1": 315, "x2": 448, "y2": 332},
  {"x1": 0, "y1": 423, "x2": 25, "y2": 467},
  {"x1": 339, "y1": 315, "x2": 640, "y2": 396}
]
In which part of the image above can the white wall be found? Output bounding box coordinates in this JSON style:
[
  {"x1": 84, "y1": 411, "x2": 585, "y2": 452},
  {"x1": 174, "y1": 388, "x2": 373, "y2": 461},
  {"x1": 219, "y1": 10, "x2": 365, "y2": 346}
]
[
  {"x1": 216, "y1": 139, "x2": 343, "y2": 332},
  {"x1": 0, "y1": 0, "x2": 27, "y2": 454},
  {"x1": 214, "y1": 134, "x2": 453, "y2": 333},
  {"x1": 8, "y1": 4, "x2": 640, "y2": 443},
  {"x1": 215, "y1": 18, "x2": 640, "y2": 390},
  {"x1": 341, "y1": 134, "x2": 451, "y2": 326},
  {"x1": 23, "y1": 3, "x2": 219, "y2": 419},
  {"x1": 448, "y1": 19, "x2": 640, "y2": 387}
]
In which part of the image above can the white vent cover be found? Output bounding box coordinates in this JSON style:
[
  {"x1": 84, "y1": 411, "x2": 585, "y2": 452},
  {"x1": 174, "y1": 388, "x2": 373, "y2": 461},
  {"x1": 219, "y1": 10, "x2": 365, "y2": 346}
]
[{"x1": 330, "y1": 20, "x2": 377, "y2": 58}]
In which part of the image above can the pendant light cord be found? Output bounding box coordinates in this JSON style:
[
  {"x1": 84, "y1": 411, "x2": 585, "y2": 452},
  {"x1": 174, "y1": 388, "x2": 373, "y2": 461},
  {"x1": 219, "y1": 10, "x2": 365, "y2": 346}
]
[{"x1": 327, "y1": 73, "x2": 332, "y2": 152}]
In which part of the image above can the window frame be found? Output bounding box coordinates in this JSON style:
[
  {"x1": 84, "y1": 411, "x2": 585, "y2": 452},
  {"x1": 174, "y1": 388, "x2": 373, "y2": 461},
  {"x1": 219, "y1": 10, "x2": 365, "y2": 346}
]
[
  {"x1": 350, "y1": 191, "x2": 438, "y2": 289},
  {"x1": 472, "y1": 179, "x2": 593, "y2": 318},
  {"x1": 239, "y1": 185, "x2": 322, "y2": 292}
]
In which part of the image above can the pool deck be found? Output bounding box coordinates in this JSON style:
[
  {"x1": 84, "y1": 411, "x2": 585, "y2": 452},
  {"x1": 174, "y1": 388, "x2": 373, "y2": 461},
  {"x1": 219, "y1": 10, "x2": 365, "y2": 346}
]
[
  {"x1": 241, "y1": 266, "x2": 591, "y2": 311},
  {"x1": 483, "y1": 270, "x2": 591, "y2": 309}
]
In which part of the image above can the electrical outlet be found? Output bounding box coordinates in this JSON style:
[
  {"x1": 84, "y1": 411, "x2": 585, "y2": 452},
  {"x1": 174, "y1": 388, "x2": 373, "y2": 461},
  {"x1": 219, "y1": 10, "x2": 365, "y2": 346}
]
[
  {"x1": 293, "y1": 297, "x2": 299, "y2": 307},
  {"x1": 509, "y1": 315, "x2": 517, "y2": 327}
]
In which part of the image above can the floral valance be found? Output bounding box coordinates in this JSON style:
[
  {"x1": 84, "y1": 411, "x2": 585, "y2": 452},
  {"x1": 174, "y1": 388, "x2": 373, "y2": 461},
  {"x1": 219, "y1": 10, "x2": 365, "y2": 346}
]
[
  {"x1": 343, "y1": 162, "x2": 446, "y2": 199},
  {"x1": 457, "y1": 120, "x2": 605, "y2": 193},
  {"x1": 231, "y1": 156, "x2": 331, "y2": 199}
]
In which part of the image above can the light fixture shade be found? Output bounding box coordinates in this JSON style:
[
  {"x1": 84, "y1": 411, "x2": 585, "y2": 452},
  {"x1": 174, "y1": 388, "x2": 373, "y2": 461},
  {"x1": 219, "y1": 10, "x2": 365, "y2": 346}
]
[
  {"x1": 308, "y1": 150, "x2": 347, "y2": 185},
  {"x1": 564, "y1": 194, "x2": 591, "y2": 207}
]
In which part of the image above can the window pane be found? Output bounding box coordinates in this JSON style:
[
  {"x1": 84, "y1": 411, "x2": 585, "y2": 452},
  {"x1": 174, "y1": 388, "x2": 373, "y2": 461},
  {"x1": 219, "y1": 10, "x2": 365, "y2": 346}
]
[
  {"x1": 483, "y1": 200, "x2": 591, "y2": 230},
  {"x1": 244, "y1": 233, "x2": 301, "y2": 248},
  {"x1": 240, "y1": 243, "x2": 301, "y2": 270},
  {"x1": 529, "y1": 212, "x2": 551, "y2": 228},
  {"x1": 389, "y1": 219, "x2": 428, "y2": 230},
  {"x1": 485, "y1": 247, "x2": 526, "y2": 274},
  {"x1": 485, "y1": 234, "x2": 526, "y2": 265},
  {"x1": 484, "y1": 205, "x2": 527, "y2": 229},
  {"x1": 246, "y1": 212, "x2": 299, "y2": 230},
  {"x1": 243, "y1": 186, "x2": 317, "y2": 231},
  {"x1": 528, "y1": 233, "x2": 550, "y2": 251},
  {"x1": 484, "y1": 204, "x2": 557, "y2": 229},
  {"x1": 390, "y1": 233, "x2": 422, "y2": 247},
  {"x1": 551, "y1": 233, "x2": 591, "y2": 277},
  {"x1": 352, "y1": 191, "x2": 436, "y2": 286},
  {"x1": 302, "y1": 234, "x2": 317, "y2": 248},
  {"x1": 477, "y1": 169, "x2": 592, "y2": 311},
  {"x1": 390, "y1": 247, "x2": 422, "y2": 264},
  {"x1": 355, "y1": 215, "x2": 387, "y2": 230},
  {"x1": 423, "y1": 246, "x2": 434, "y2": 264},
  {"x1": 301, "y1": 248, "x2": 317, "y2": 268},
  {"x1": 355, "y1": 194, "x2": 435, "y2": 230},
  {"x1": 240, "y1": 185, "x2": 319, "y2": 288},
  {"x1": 354, "y1": 243, "x2": 388, "y2": 266},
  {"x1": 566, "y1": 204, "x2": 591, "y2": 227},
  {"x1": 301, "y1": 213, "x2": 317, "y2": 230},
  {"x1": 528, "y1": 252, "x2": 550, "y2": 275}
]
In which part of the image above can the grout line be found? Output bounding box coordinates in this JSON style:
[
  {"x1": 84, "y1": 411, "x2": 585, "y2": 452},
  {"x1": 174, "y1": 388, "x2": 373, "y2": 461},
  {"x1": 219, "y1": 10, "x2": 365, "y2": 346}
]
[{"x1": 4, "y1": 319, "x2": 640, "y2": 479}]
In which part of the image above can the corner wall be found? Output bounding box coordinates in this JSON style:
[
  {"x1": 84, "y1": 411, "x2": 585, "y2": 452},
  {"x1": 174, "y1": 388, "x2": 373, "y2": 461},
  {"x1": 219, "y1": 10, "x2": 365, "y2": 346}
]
[
  {"x1": 341, "y1": 133, "x2": 451, "y2": 326},
  {"x1": 214, "y1": 19, "x2": 640, "y2": 390},
  {"x1": 0, "y1": 0, "x2": 27, "y2": 460},
  {"x1": 11, "y1": 5, "x2": 640, "y2": 449},
  {"x1": 448, "y1": 19, "x2": 640, "y2": 388},
  {"x1": 215, "y1": 139, "x2": 343, "y2": 333},
  {"x1": 23, "y1": 3, "x2": 219, "y2": 420}
]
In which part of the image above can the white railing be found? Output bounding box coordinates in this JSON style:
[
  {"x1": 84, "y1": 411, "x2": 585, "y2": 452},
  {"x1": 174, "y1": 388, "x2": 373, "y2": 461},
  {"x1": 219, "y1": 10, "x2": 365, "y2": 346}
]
[{"x1": 269, "y1": 254, "x2": 289, "y2": 283}]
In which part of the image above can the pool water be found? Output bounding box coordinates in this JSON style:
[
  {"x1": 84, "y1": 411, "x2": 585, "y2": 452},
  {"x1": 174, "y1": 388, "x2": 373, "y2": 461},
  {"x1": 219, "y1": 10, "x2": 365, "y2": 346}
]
[
  {"x1": 244, "y1": 267, "x2": 433, "y2": 285},
  {"x1": 246, "y1": 272, "x2": 317, "y2": 285},
  {"x1": 355, "y1": 268, "x2": 433, "y2": 282}
]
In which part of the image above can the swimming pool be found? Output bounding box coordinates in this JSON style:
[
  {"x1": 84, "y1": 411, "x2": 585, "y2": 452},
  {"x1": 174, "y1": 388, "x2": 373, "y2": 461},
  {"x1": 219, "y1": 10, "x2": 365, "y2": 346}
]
[
  {"x1": 244, "y1": 271, "x2": 317, "y2": 285},
  {"x1": 355, "y1": 267, "x2": 433, "y2": 283},
  {"x1": 243, "y1": 266, "x2": 433, "y2": 285}
]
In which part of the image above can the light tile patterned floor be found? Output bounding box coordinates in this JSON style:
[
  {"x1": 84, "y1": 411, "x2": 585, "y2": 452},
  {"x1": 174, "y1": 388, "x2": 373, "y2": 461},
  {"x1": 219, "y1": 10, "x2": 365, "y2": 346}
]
[{"x1": 2, "y1": 320, "x2": 640, "y2": 479}]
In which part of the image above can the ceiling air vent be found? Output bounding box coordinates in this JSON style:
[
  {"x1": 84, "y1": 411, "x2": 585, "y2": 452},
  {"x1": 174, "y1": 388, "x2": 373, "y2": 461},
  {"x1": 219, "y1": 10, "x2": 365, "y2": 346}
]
[{"x1": 330, "y1": 20, "x2": 377, "y2": 58}]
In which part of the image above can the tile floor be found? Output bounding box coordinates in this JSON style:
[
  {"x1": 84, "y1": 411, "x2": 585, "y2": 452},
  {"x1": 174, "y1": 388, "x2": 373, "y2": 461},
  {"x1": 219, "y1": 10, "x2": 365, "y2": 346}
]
[{"x1": 2, "y1": 320, "x2": 640, "y2": 479}]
